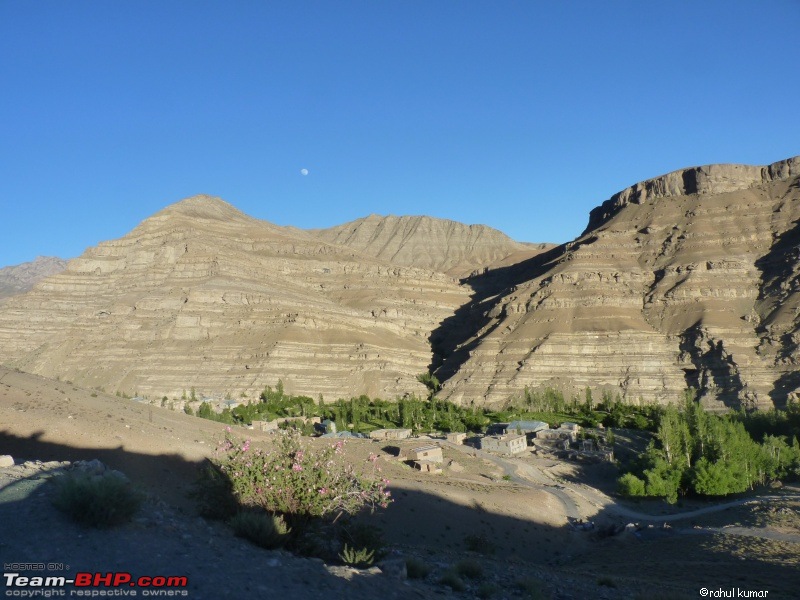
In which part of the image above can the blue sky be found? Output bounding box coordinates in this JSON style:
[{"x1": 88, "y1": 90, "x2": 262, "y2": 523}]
[{"x1": 2, "y1": 1, "x2": 799, "y2": 266}]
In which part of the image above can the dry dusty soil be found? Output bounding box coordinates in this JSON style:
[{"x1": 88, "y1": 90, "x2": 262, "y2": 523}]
[{"x1": 2, "y1": 366, "x2": 799, "y2": 599}]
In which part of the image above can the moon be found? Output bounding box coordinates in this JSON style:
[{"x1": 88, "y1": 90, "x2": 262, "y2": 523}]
[{"x1": 300, "y1": 168, "x2": 309, "y2": 176}]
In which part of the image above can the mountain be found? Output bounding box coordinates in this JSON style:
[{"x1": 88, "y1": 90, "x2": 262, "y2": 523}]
[
  {"x1": 0, "y1": 196, "x2": 469, "y2": 400},
  {"x1": 309, "y1": 214, "x2": 551, "y2": 278},
  {"x1": 0, "y1": 256, "x2": 67, "y2": 300},
  {"x1": 3, "y1": 157, "x2": 800, "y2": 411},
  {"x1": 436, "y1": 156, "x2": 800, "y2": 410}
]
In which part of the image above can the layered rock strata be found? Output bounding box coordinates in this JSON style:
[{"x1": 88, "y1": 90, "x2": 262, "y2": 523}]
[
  {"x1": 437, "y1": 157, "x2": 800, "y2": 410},
  {"x1": 310, "y1": 214, "x2": 550, "y2": 278},
  {"x1": 0, "y1": 196, "x2": 469, "y2": 400}
]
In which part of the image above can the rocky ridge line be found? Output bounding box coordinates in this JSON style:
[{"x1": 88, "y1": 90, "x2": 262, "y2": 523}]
[
  {"x1": 0, "y1": 256, "x2": 67, "y2": 300},
  {"x1": 586, "y1": 156, "x2": 800, "y2": 233}
]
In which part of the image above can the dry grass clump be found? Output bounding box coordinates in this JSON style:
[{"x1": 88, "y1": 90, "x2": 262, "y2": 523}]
[{"x1": 52, "y1": 473, "x2": 142, "y2": 528}]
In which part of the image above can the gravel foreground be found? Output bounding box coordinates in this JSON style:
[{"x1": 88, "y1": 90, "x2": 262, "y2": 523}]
[{"x1": 0, "y1": 458, "x2": 630, "y2": 600}]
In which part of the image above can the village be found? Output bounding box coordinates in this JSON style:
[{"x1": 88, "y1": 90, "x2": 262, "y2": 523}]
[{"x1": 244, "y1": 414, "x2": 615, "y2": 474}]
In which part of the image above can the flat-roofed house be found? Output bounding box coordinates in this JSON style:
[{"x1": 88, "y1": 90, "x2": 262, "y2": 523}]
[
  {"x1": 480, "y1": 434, "x2": 527, "y2": 456},
  {"x1": 446, "y1": 432, "x2": 467, "y2": 445},
  {"x1": 504, "y1": 420, "x2": 548, "y2": 435},
  {"x1": 369, "y1": 428, "x2": 412, "y2": 441},
  {"x1": 251, "y1": 420, "x2": 279, "y2": 432},
  {"x1": 406, "y1": 444, "x2": 443, "y2": 463}
]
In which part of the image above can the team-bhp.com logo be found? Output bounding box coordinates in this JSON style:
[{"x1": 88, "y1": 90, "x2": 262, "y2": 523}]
[{"x1": 4, "y1": 572, "x2": 189, "y2": 597}]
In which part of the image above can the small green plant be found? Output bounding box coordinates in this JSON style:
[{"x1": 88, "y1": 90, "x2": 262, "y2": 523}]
[
  {"x1": 477, "y1": 582, "x2": 498, "y2": 599},
  {"x1": 338, "y1": 543, "x2": 375, "y2": 568},
  {"x1": 464, "y1": 533, "x2": 495, "y2": 555},
  {"x1": 229, "y1": 510, "x2": 291, "y2": 549},
  {"x1": 405, "y1": 557, "x2": 432, "y2": 580},
  {"x1": 515, "y1": 577, "x2": 546, "y2": 600},
  {"x1": 51, "y1": 474, "x2": 141, "y2": 528},
  {"x1": 438, "y1": 571, "x2": 466, "y2": 592},
  {"x1": 454, "y1": 558, "x2": 483, "y2": 580},
  {"x1": 502, "y1": 474, "x2": 512, "y2": 481},
  {"x1": 340, "y1": 522, "x2": 386, "y2": 560}
]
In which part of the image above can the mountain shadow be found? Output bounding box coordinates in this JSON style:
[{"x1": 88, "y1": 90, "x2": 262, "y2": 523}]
[
  {"x1": 428, "y1": 244, "x2": 567, "y2": 383},
  {"x1": 754, "y1": 212, "x2": 800, "y2": 408}
]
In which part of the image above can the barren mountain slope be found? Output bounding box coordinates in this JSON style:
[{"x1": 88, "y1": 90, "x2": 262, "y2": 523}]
[
  {"x1": 437, "y1": 156, "x2": 800, "y2": 410},
  {"x1": 310, "y1": 214, "x2": 551, "y2": 277},
  {"x1": 0, "y1": 256, "x2": 66, "y2": 300},
  {"x1": 0, "y1": 196, "x2": 469, "y2": 400}
]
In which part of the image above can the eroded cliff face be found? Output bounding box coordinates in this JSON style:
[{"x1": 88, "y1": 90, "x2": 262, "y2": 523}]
[
  {"x1": 437, "y1": 157, "x2": 800, "y2": 410},
  {"x1": 3, "y1": 157, "x2": 800, "y2": 410},
  {"x1": 0, "y1": 196, "x2": 470, "y2": 400}
]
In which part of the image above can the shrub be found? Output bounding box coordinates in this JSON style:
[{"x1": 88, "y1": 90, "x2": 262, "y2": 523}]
[
  {"x1": 52, "y1": 473, "x2": 141, "y2": 528},
  {"x1": 405, "y1": 557, "x2": 432, "y2": 579},
  {"x1": 214, "y1": 430, "x2": 391, "y2": 524},
  {"x1": 515, "y1": 577, "x2": 547, "y2": 600},
  {"x1": 338, "y1": 543, "x2": 375, "y2": 568},
  {"x1": 190, "y1": 460, "x2": 239, "y2": 520},
  {"x1": 229, "y1": 510, "x2": 291, "y2": 549},
  {"x1": 464, "y1": 533, "x2": 495, "y2": 555},
  {"x1": 438, "y1": 571, "x2": 466, "y2": 592},
  {"x1": 289, "y1": 520, "x2": 336, "y2": 559},
  {"x1": 617, "y1": 472, "x2": 646, "y2": 497},
  {"x1": 632, "y1": 414, "x2": 649, "y2": 430},
  {"x1": 454, "y1": 558, "x2": 484, "y2": 580},
  {"x1": 339, "y1": 522, "x2": 387, "y2": 560}
]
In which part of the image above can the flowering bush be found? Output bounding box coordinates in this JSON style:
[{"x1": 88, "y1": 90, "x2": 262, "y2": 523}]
[{"x1": 215, "y1": 430, "x2": 391, "y2": 523}]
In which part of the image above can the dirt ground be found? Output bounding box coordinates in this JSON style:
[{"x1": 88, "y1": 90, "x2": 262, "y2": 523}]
[{"x1": 2, "y1": 366, "x2": 799, "y2": 599}]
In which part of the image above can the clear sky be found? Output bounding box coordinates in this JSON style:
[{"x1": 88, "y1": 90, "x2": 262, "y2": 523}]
[{"x1": 2, "y1": 1, "x2": 799, "y2": 267}]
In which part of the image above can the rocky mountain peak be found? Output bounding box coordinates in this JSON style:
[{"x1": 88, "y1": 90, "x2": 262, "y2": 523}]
[
  {"x1": 154, "y1": 194, "x2": 252, "y2": 222},
  {"x1": 310, "y1": 214, "x2": 541, "y2": 277},
  {"x1": 0, "y1": 256, "x2": 67, "y2": 300},
  {"x1": 585, "y1": 156, "x2": 800, "y2": 234},
  {"x1": 439, "y1": 154, "x2": 800, "y2": 410}
]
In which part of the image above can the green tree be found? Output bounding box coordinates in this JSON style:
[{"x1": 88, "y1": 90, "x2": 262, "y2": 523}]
[
  {"x1": 197, "y1": 402, "x2": 214, "y2": 420},
  {"x1": 416, "y1": 373, "x2": 441, "y2": 397},
  {"x1": 617, "y1": 472, "x2": 646, "y2": 497}
]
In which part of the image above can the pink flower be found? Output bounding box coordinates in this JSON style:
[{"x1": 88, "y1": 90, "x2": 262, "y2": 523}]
[
  {"x1": 292, "y1": 464, "x2": 303, "y2": 472},
  {"x1": 318, "y1": 487, "x2": 328, "y2": 495}
]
